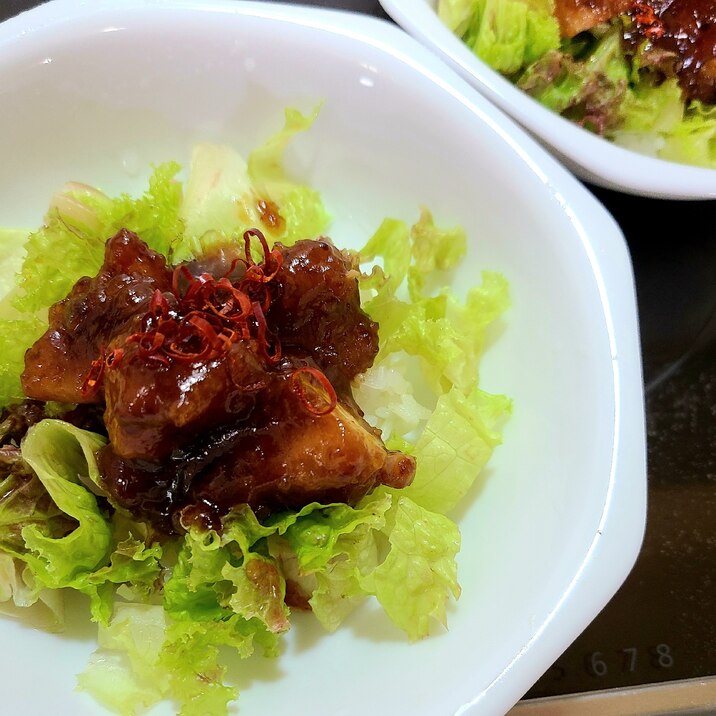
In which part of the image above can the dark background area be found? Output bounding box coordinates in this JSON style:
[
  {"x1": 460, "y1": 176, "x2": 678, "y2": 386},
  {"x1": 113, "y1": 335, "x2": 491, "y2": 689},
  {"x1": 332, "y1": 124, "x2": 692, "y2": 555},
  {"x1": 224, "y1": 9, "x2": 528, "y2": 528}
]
[{"x1": 2, "y1": 0, "x2": 715, "y2": 704}]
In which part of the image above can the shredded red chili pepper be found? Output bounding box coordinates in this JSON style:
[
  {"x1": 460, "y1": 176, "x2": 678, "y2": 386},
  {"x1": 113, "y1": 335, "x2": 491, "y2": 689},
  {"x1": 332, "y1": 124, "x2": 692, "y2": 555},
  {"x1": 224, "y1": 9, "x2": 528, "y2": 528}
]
[
  {"x1": 82, "y1": 228, "x2": 286, "y2": 391},
  {"x1": 252, "y1": 301, "x2": 282, "y2": 365},
  {"x1": 81, "y1": 346, "x2": 125, "y2": 396},
  {"x1": 630, "y1": 0, "x2": 665, "y2": 39},
  {"x1": 290, "y1": 367, "x2": 338, "y2": 416}
]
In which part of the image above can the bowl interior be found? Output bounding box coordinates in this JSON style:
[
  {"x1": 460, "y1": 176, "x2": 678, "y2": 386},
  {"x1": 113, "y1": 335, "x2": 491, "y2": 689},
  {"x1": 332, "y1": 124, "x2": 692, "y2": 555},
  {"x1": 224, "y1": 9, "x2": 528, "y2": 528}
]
[{"x1": 0, "y1": 2, "x2": 642, "y2": 714}]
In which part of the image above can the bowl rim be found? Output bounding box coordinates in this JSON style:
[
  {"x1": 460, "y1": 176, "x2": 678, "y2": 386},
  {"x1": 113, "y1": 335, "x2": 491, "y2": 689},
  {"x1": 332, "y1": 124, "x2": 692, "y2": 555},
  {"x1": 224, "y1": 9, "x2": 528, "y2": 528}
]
[
  {"x1": 0, "y1": 1, "x2": 647, "y2": 713},
  {"x1": 379, "y1": 0, "x2": 716, "y2": 200}
]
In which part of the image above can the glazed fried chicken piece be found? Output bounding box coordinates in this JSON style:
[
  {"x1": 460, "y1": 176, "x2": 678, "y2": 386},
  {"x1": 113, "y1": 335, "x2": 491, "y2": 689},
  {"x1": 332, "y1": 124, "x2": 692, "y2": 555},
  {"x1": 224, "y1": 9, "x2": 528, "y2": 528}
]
[
  {"x1": 21, "y1": 228, "x2": 413, "y2": 532},
  {"x1": 102, "y1": 237, "x2": 381, "y2": 461},
  {"x1": 183, "y1": 367, "x2": 415, "y2": 526},
  {"x1": 636, "y1": 0, "x2": 716, "y2": 104},
  {"x1": 99, "y1": 363, "x2": 415, "y2": 531},
  {"x1": 21, "y1": 229, "x2": 171, "y2": 403},
  {"x1": 103, "y1": 339, "x2": 269, "y2": 461}
]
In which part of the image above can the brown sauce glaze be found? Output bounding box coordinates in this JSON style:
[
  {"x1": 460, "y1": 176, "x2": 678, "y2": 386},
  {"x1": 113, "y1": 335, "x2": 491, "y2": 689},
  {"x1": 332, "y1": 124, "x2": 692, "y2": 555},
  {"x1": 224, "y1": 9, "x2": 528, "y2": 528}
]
[
  {"x1": 256, "y1": 198, "x2": 286, "y2": 235},
  {"x1": 266, "y1": 239, "x2": 379, "y2": 391}
]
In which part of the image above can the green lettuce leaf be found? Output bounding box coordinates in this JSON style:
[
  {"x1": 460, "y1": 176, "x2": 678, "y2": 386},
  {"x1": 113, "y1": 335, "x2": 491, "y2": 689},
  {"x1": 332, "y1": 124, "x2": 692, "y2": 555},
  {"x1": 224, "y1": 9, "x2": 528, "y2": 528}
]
[
  {"x1": 219, "y1": 508, "x2": 290, "y2": 634},
  {"x1": 278, "y1": 494, "x2": 392, "y2": 573},
  {"x1": 4, "y1": 420, "x2": 162, "y2": 624},
  {"x1": 13, "y1": 163, "x2": 182, "y2": 314},
  {"x1": 457, "y1": 0, "x2": 560, "y2": 74},
  {"x1": 18, "y1": 420, "x2": 111, "y2": 583},
  {"x1": 0, "y1": 316, "x2": 45, "y2": 407},
  {"x1": 360, "y1": 495, "x2": 461, "y2": 641},
  {"x1": 305, "y1": 526, "x2": 381, "y2": 631},
  {"x1": 0, "y1": 228, "x2": 43, "y2": 406},
  {"x1": 165, "y1": 507, "x2": 289, "y2": 636},
  {"x1": 401, "y1": 386, "x2": 511, "y2": 514},
  {"x1": 0, "y1": 440, "x2": 74, "y2": 629},
  {"x1": 296, "y1": 495, "x2": 390, "y2": 631},
  {"x1": 0, "y1": 228, "x2": 29, "y2": 305},
  {"x1": 0, "y1": 552, "x2": 64, "y2": 631},
  {"x1": 266, "y1": 492, "x2": 464, "y2": 639}
]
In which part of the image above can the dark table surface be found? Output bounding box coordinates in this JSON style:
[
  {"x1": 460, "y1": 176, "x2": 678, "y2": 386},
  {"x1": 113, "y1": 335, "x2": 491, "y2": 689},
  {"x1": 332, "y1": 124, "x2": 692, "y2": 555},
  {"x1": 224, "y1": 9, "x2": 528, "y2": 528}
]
[{"x1": 3, "y1": 0, "x2": 715, "y2": 705}]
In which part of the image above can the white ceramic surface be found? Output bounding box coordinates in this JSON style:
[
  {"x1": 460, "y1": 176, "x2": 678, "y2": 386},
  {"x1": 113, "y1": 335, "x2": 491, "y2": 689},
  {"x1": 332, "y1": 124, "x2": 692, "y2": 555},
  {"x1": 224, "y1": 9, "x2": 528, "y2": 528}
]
[
  {"x1": 380, "y1": 0, "x2": 716, "y2": 199},
  {"x1": 0, "y1": 1, "x2": 646, "y2": 715}
]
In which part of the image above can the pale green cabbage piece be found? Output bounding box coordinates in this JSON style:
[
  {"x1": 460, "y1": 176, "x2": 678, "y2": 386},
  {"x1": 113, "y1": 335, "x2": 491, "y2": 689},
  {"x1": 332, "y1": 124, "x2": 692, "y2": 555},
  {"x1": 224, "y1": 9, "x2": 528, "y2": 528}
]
[
  {"x1": 399, "y1": 387, "x2": 510, "y2": 514},
  {"x1": 358, "y1": 211, "x2": 510, "y2": 394},
  {"x1": 360, "y1": 495, "x2": 461, "y2": 641},
  {"x1": 612, "y1": 80, "x2": 716, "y2": 168},
  {"x1": 457, "y1": 0, "x2": 560, "y2": 74},
  {"x1": 439, "y1": 0, "x2": 479, "y2": 37}
]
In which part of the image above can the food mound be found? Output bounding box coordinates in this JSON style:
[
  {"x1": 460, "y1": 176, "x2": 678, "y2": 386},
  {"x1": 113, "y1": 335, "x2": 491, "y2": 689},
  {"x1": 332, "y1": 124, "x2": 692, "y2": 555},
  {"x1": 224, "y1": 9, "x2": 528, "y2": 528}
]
[
  {"x1": 20, "y1": 228, "x2": 415, "y2": 534},
  {"x1": 439, "y1": 0, "x2": 716, "y2": 166},
  {"x1": 0, "y1": 115, "x2": 514, "y2": 716}
]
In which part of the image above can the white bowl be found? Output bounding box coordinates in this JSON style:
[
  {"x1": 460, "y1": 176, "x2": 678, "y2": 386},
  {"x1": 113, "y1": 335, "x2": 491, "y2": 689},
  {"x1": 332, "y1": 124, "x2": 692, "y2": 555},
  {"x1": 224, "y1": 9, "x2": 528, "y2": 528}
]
[
  {"x1": 380, "y1": 0, "x2": 716, "y2": 199},
  {"x1": 0, "y1": 1, "x2": 646, "y2": 714}
]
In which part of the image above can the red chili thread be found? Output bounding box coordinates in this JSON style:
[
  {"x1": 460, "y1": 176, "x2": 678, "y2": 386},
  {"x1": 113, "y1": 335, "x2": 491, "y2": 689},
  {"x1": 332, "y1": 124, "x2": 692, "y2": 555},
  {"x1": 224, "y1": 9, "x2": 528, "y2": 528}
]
[
  {"x1": 252, "y1": 301, "x2": 282, "y2": 365},
  {"x1": 630, "y1": 1, "x2": 664, "y2": 39},
  {"x1": 290, "y1": 367, "x2": 337, "y2": 416},
  {"x1": 81, "y1": 346, "x2": 124, "y2": 396}
]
